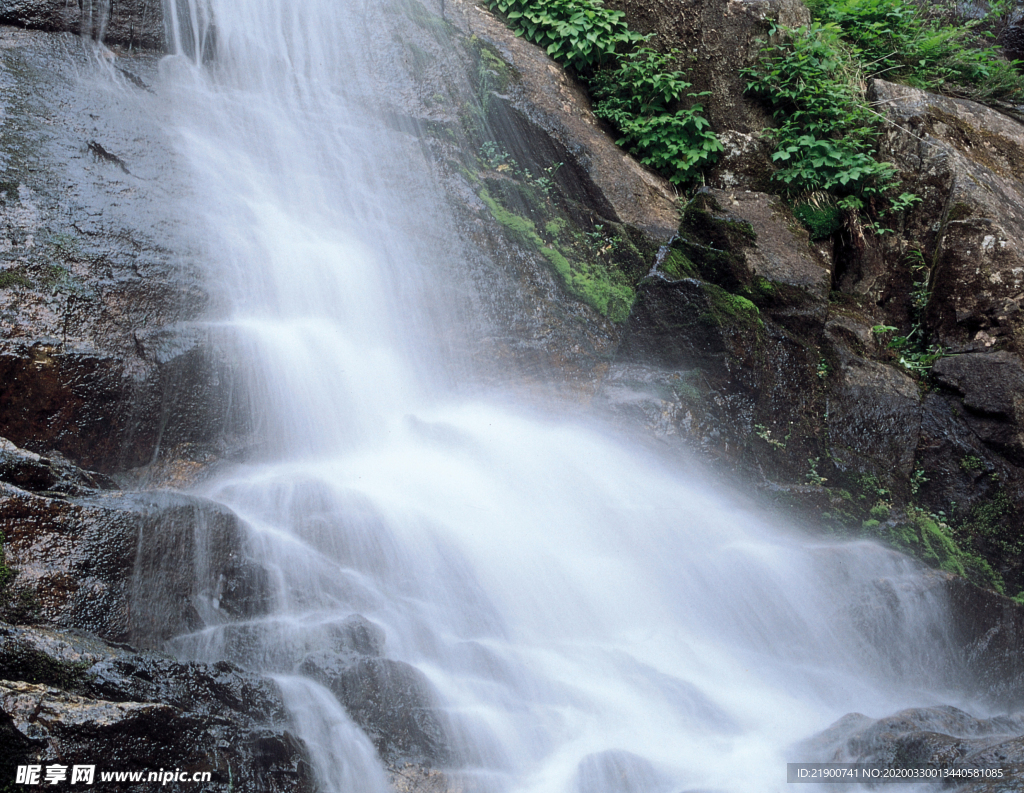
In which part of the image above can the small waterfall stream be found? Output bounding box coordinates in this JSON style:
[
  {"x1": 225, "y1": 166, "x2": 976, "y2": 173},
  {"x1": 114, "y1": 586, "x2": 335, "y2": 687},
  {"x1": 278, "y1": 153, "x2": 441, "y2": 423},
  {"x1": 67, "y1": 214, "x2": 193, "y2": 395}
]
[{"x1": 150, "y1": 1, "x2": 980, "y2": 790}]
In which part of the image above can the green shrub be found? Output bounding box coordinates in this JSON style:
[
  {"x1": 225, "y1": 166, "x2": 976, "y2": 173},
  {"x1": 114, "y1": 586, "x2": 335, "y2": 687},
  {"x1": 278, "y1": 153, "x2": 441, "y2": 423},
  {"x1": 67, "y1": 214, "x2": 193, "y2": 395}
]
[
  {"x1": 486, "y1": 0, "x2": 719, "y2": 185},
  {"x1": 744, "y1": 23, "x2": 899, "y2": 205},
  {"x1": 486, "y1": 0, "x2": 642, "y2": 71},
  {"x1": 805, "y1": 0, "x2": 1024, "y2": 102},
  {"x1": 591, "y1": 48, "x2": 723, "y2": 184},
  {"x1": 794, "y1": 201, "x2": 843, "y2": 239}
]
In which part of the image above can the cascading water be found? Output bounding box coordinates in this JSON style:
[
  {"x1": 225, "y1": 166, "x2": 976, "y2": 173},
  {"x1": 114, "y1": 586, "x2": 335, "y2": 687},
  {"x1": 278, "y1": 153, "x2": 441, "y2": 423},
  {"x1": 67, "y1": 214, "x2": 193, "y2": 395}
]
[{"x1": 145, "y1": 1, "x2": 985, "y2": 790}]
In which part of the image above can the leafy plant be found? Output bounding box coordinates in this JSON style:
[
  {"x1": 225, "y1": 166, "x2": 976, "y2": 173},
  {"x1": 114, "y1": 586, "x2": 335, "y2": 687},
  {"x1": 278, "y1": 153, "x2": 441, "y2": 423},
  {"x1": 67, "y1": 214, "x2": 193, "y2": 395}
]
[
  {"x1": 744, "y1": 23, "x2": 901, "y2": 204},
  {"x1": 804, "y1": 0, "x2": 1024, "y2": 101},
  {"x1": 487, "y1": 0, "x2": 642, "y2": 72},
  {"x1": 591, "y1": 47, "x2": 723, "y2": 184},
  {"x1": 807, "y1": 457, "x2": 828, "y2": 486},
  {"x1": 754, "y1": 423, "x2": 788, "y2": 450}
]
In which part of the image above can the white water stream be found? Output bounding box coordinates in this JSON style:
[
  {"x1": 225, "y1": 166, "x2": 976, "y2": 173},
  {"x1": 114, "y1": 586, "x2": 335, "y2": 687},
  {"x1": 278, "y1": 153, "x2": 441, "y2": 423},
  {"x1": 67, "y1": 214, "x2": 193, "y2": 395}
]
[{"x1": 149, "y1": 1, "x2": 977, "y2": 790}]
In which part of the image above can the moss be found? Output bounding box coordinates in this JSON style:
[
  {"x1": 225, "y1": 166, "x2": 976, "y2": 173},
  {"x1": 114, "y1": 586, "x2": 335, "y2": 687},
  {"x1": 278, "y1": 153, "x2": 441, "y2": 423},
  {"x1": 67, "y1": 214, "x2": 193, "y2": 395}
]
[
  {"x1": 959, "y1": 454, "x2": 983, "y2": 472},
  {"x1": 480, "y1": 188, "x2": 635, "y2": 322},
  {"x1": 916, "y1": 514, "x2": 966, "y2": 576},
  {"x1": 540, "y1": 246, "x2": 635, "y2": 323},
  {"x1": 660, "y1": 248, "x2": 697, "y2": 280},
  {"x1": 478, "y1": 47, "x2": 511, "y2": 93},
  {"x1": 544, "y1": 218, "x2": 567, "y2": 237},
  {"x1": 0, "y1": 271, "x2": 32, "y2": 290},
  {"x1": 479, "y1": 188, "x2": 544, "y2": 248},
  {"x1": 793, "y1": 202, "x2": 842, "y2": 240},
  {"x1": 699, "y1": 283, "x2": 762, "y2": 330},
  {"x1": 869, "y1": 502, "x2": 891, "y2": 519},
  {"x1": 0, "y1": 644, "x2": 92, "y2": 690}
]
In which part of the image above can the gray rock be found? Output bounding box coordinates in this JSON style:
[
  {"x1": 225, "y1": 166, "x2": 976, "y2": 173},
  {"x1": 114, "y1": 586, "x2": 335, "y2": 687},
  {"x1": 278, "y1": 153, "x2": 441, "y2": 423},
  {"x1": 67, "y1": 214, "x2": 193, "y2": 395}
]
[
  {"x1": 300, "y1": 654, "x2": 452, "y2": 766},
  {"x1": 0, "y1": 623, "x2": 315, "y2": 792},
  {"x1": 0, "y1": 27, "x2": 238, "y2": 474},
  {"x1": 800, "y1": 705, "x2": 1024, "y2": 792},
  {"x1": 0, "y1": 485, "x2": 268, "y2": 645},
  {"x1": 0, "y1": 0, "x2": 164, "y2": 49},
  {"x1": 827, "y1": 354, "x2": 922, "y2": 477},
  {"x1": 872, "y1": 79, "x2": 1024, "y2": 353}
]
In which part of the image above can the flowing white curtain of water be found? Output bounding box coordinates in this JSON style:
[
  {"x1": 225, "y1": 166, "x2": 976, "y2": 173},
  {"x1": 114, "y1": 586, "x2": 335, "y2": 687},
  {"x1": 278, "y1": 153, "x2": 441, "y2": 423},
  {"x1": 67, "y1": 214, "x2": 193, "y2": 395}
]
[{"x1": 149, "y1": 1, "x2": 974, "y2": 791}]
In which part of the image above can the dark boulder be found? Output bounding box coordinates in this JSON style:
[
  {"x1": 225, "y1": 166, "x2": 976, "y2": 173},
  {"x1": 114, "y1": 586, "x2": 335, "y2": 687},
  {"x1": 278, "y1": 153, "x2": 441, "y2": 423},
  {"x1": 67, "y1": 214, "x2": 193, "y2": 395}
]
[
  {"x1": 0, "y1": 481, "x2": 269, "y2": 646},
  {"x1": 299, "y1": 654, "x2": 452, "y2": 766},
  {"x1": 0, "y1": 623, "x2": 315, "y2": 792}
]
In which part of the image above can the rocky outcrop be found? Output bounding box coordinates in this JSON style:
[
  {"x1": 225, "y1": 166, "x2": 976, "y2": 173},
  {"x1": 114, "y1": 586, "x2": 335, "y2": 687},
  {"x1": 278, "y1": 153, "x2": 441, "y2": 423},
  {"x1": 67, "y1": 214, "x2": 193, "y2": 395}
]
[
  {"x1": 0, "y1": 26, "x2": 238, "y2": 474},
  {"x1": 0, "y1": 624, "x2": 314, "y2": 792},
  {"x1": 0, "y1": 437, "x2": 267, "y2": 645},
  {"x1": 873, "y1": 80, "x2": 1024, "y2": 354},
  {"x1": 0, "y1": 0, "x2": 164, "y2": 49},
  {"x1": 801, "y1": 705, "x2": 1024, "y2": 791}
]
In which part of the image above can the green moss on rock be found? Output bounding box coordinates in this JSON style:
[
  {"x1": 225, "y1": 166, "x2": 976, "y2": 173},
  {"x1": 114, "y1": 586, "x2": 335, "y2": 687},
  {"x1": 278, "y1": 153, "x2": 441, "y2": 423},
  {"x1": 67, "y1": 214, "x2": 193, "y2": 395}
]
[
  {"x1": 660, "y1": 249, "x2": 697, "y2": 280},
  {"x1": 480, "y1": 188, "x2": 635, "y2": 322},
  {"x1": 699, "y1": 283, "x2": 762, "y2": 330}
]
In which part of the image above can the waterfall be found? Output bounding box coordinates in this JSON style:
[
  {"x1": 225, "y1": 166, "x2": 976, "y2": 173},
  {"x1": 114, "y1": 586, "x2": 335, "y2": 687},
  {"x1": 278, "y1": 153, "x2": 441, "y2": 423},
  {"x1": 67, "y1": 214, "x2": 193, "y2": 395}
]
[{"x1": 150, "y1": 1, "x2": 978, "y2": 790}]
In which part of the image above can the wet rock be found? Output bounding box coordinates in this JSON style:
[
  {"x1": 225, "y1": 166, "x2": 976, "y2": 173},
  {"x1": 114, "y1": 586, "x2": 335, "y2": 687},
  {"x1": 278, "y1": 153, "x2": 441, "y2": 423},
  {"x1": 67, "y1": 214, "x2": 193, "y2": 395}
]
[
  {"x1": 0, "y1": 27, "x2": 239, "y2": 474},
  {"x1": 575, "y1": 750, "x2": 671, "y2": 793},
  {"x1": 0, "y1": 486, "x2": 268, "y2": 645},
  {"x1": 681, "y1": 188, "x2": 833, "y2": 306},
  {"x1": 299, "y1": 654, "x2": 452, "y2": 766},
  {"x1": 0, "y1": 623, "x2": 315, "y2": 793},
  {"x1": 801, "y1": 705, "x2": 1024, "y2": 791},
  {"x1": 447, "y1": 1, "x2": 680, "y2": 238},
  {"x1": 388, "y1": 763, "x2": 458, "y2": 793},
  {"x1": 0, "y1": 436, "x2": 114, "y2": 495},
  {"x1": 942, "y1": 577, "x2": 1024, "y2": 710},
  {"x1": 932, "y1": 351, "x2": 1024, "y2": 462},
  {"x1": 826, "y1": 353, "x2": 922, "y2": 477},
  {"x1": 0, "y1": 0, "x2": 164, "y2": 49}
]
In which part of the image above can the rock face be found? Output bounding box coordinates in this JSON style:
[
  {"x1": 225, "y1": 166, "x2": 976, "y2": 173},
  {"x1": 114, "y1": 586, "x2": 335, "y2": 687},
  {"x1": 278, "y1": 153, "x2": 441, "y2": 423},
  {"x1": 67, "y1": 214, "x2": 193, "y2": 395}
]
[
  {"x1": 0, "y1": 26, "x2": 239, "y2": 473},
  {"x1": 0, "y1": 0, "x2": 164, "y2": 49},
  {"x1": 801, "y1": 706, "x2": 1024, "y2": 791},
  {"x1": 0, "y1": 624, "x2": 314, "y2": 792},
  {"x1": 607, "y1": 75, "x2": 1024, "y2": 600},
  {"x1": 873, "y1": 80, "x2": 1024, "y2": 355},
  {"x1": 0, "y1": 467, "x2": 268, "y2": 646},
  {"x1": 1, "y1": 1, "x2": 1024, "y2": 790}
]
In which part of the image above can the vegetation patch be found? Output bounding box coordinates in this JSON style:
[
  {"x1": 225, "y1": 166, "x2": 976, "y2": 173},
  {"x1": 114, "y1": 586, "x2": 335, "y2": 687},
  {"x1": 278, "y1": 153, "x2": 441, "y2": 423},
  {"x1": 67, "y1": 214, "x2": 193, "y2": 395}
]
[
  {"x1": 699, "y1": 283, "x2": 761, "y2": 330},
  {"x1": 805, "y1": 0, "x2": 1024, "y2": 103},
  {"x1": 793, "y1": 201, "x2": 843, "y2": 240},
  {"x1": 659, "y1": 248, "x2": 696, "y2": 280},
  {"x1": 590, "y1": 47, "x2": 723, "y2": 185},
  {"x1": 478, "y1": 186, "x2": 635, "y2": 321},
  {"x1": 486, "y1": 0, "x2": 720, "y2": 184},
  {"x1": 743, "y1": 23, "x2": 905, "y2": 211},
  {"x1": 0, "y1": 271, "x2": 32, "y2": 290}
]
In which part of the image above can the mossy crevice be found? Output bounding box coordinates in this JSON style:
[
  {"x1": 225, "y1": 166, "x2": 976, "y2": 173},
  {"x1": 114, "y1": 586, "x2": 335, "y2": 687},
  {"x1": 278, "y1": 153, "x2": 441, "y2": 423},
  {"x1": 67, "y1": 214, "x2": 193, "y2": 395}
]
[{"x1": 478, "y1": 185, "x2": 638, "y2": 323}]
